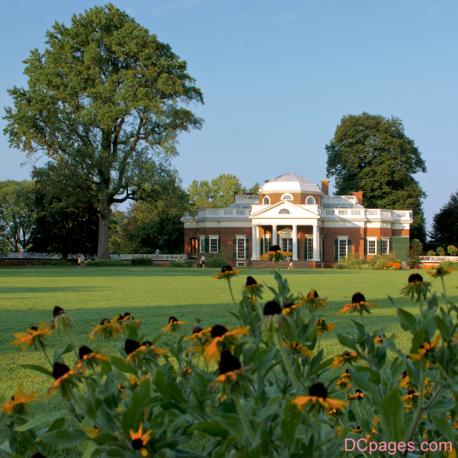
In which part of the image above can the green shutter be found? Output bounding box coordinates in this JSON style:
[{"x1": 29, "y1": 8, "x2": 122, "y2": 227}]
[
  {"x1": 391, "y1": 237, "x2": 409, "y2": 262},
  {"x1": 233, "y1": 237, "x2": 237, "y2": 261},
  {"x1": 334, "y1": 239, "x2": 338, "y2": 261},
  {"x1": 377, "y1": 239, "x2": 382, "y2": 255},
  {"x1": 348, "y1": 239, "x2": 352, "y2": 257},
  {"x1": 245, "y1": 237, "x2": 250, "y2": 260},
  {"x1": 217, "y1": 237, "x2": 221, "y2": 254},
  {"x1": 364, "y1": 237, "x2": 367, "y2": 257},
  {"x1": 204, "y1": 237, "x2": 209, "y2": 253}
]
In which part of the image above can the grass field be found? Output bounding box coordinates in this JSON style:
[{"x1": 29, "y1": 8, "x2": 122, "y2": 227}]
[{"x1": 1, "y1": 265, "x2": 457, "y2": 403}]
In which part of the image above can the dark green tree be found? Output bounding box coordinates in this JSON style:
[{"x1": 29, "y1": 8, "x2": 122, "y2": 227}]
[
  {"x1": 0, "y1": 181, "x2": 36, "y2": 252},
  {"x1": 430, "y1": 191, "x2": 458, "y2": 247},
  {"x1": 30, "y1": 164, "x2": 99, "y2": 256},
  {"x1": 4, "y1": 4, "x2": 203, "y2": 258},
  {"x1": 326, "y1": 113, "x2": 427, "y2": 241}
]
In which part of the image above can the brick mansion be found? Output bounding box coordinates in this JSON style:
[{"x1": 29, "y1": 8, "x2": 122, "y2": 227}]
[{"x1": 182, "y1": 173, "x2": 412, "y2": 267}]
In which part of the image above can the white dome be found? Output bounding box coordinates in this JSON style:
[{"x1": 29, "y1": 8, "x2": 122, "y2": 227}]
[{"x1": 260, "y1": 173, "x2": 322, "y2": 194}]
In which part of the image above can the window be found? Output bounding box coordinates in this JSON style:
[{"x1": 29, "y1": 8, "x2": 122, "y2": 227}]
[
  {"x1": 306, "y1": 196, "x2": 316, "y2": 205},
  {"x1": 367, "y1": 237, "x2": 377, "y2": 255},
  {"x1": 199, "y1": 235, "x2": 206, "y2": 253},
  {"x1": 338, "y1": 237, "x2": 348, "y2": 260},
  {"x1": 305, "y1": 236, "x2": 313, "y2": 260},
  {"x1": 263, "y1": 196, "x2": 270, "y2": 205},
  {"x1": 236, "y1": 236, "x2": 246, "y2": 260},
  {"x1": 262, "y1": 236, "x2": 271, "y2": 254},
  {"x1": 209, "y1": 235, "x2": 219, "y2": 253},
  {"x1": 381, "y1": 238, "x2": 390, "y2": 255},
  {"x1": 281, "y1": 237, "x2": 292, "y2": 252},
  {"x1": 279, "y1": 209, "x2": 290, "y2": 214},
  {"x1": 281, "y1": 193, "x2": 293, "y2": 201}
]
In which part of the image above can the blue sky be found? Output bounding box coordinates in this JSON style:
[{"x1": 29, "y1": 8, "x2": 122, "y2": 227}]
[{"x1": 1, "y1": 0, "x2": 457, "y2": 231}]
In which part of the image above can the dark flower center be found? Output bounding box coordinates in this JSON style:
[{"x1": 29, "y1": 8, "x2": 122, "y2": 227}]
[
  {"x1": 78, "y1": 345, "x2": 93, "y2": 359},
  {"x1": 131, "y1": 438, "x2": 144, "y2": 450},
  {"x1": 308, "y1": 382, "x2": 328, "y2": 399},
  {"x1": 263, "y1": 300, "x2": 282, "y2": 315},
  {"x1": 124, "y1": 339, "x2": 141, "y2": 355},
  {"x1": 355, "y1": 389, "x2": 363, "y2": 394},
  {"x1": 351, "y1": 292, "x2": 366, "y2": 303},
  {"x1": 118, "y1": 312, "x2": 133, "y2": 321},
  {"x1": 402, "y1": 371, "x2": 408, "y2": 378},
  {"x1": 270, "y1": 244, "x2": 281, "y2": 252},
  {"x1": 192, "y1": 326, "x2": 203, "y2": 334},
  {"x1": 100, "y1": 318, "x2": 110, "y2": 325},
  {"x1": 218, "y1": 349, "x2": 241, "y2": 375},
  {"x1": 29, "y1": 326, "x2": 39, "y2": 331},
  {"x1": 52, "y1": 306, "x2": 65, "y2": 317},
  {"x1": 407, "y1": 389, "x2": 416, "y2": 395},
  {"x1": 245, "y1": 276, "x2": 257, "y2": 286},
  {"x1": 52, "y1": 362, "x2": 71, "y2": 379},
  {"x1": 31, "y1": 454, "x2": 46, "y2": 458},
  {"x1": 408, "y1": 273, "x2": 423, "y2": 284},
  {"x1": 308, "y1": 289, "x2": 319, "y2": 299},
  {"x1": 141, "y1": 340, "x2": 152, "y2": 347},
  {"x1": 168, "y1": 316, "x2": 178, "y2": 324},
  {"x1": 210, "y1": 324, "x2": 228, "y2": 338},
  {"x1": 221, "y1": 265, "x2": 233, "y2": 273}
]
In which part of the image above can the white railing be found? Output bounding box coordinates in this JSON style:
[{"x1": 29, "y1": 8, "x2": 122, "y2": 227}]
[
  {"x1": 196, "y1": 208, "x2": 251, "y2": 218},
  {"x1": 0, "y1": 252, "x2": 61, "y2": 259},
  {"x1": 110, "y1": 254, "x2": 186, "y2": 261},
  {"x1": 419, "y1": 256, "x2": 458, "y2": 263},
  {"x1": 322, "y1": 208, "x2": 412, "y2": 221}
]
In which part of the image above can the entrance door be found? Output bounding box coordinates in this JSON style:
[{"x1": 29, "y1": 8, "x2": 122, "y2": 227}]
[{"x1": 281, "y1": 237, "x2": 292, "y2": 253}]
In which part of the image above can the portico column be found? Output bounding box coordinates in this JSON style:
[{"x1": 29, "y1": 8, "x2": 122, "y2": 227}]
[
  {"x1": 272, "y1": 225, "x2": 278, "y2": 246},
  {"x1": 312, "y1": 223, "x2": 320, "y2": 261},
  {"x1": 292, "y1": 224, "x2": 298, "y2": 261},
  {"x1": 251, "y1": 225, "x2": 259, "y2": 260}
]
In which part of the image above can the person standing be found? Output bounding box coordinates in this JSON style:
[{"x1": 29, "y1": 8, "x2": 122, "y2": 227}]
[
  {"x1": 287, "y1": 256, "x2": 294, "y2": 270},
  {"x1": 200, "y1": 254, "x2": 205, "y2": 268}
]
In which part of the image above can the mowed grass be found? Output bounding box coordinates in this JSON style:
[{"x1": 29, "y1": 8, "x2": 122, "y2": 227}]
[{"x1": 0, "y1": 265, "x2": 457, "y2": 401}]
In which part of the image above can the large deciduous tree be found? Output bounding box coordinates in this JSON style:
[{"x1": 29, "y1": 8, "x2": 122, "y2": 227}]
[
  {"x1": 325, "y1": 113, "x2": 427, "y2": 241},
  {"x1": 4, "y1": 4, "x2": 203, "y2": 258},
  {"x1": 0, "y1": 181, "x2": 36, "y2": 252},
  {"x1": 430, "y1": 192, "x2": 458, "y2": 247}
]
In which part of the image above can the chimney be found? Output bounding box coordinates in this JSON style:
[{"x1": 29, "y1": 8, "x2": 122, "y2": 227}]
[
  {"x1": 353, "y1": 191, "x2": 363, "y2": 205},
  {"x1": 320, "y1": 179, "x2": 329, "y2": 196}
]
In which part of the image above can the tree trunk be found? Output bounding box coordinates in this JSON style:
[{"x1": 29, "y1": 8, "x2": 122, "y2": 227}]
[{"x1": 97, "y1": 200, "x2": 111, "y2": 259}]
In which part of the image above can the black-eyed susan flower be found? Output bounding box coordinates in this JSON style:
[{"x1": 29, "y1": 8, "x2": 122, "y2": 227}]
[
  {"x1": 89, "y1": 317, "x2": 123, "y2": 340},
  {"x1": 12, "y1": 322, "x2": 52, "y2": 350},
  {"x1": 30, "y1": 453, "x2": 46, "y2": 458},
  {"x1": 428, "y1": 264, "x2": 453, "y2": 279},
  {"x1": 351, "y1": 425, "x2": 363, "y2": 434},
  {"x1": 214, "y1": 265, "x2": 239, "y2": 280},
  {"x1": 293, "y1": 382, "x2": 346, "y2": 413},
  {"x1": 124, "y1": 338, "x2": 168, "y2": 362},
  {"x1": 373, "y1": 333, "x2": 387, "y2": 345},
  {"x1": 332, "y1": 351, "x2": 359, "y2": 368},
  {"x1": 76, "y1": 345, "x2": 108, "y2": 368},
  {"x1": 302, "y1": 289, "x2": 327, "y2": 311},
  {"x1": 315, "y1": 319, "x2": 335, "y2": 335},
  {"x1": 349, "y1": 389, "x2": 365, "y2": 401},
  {"x1": 336, "y1": 370, "x2": 351, "y2": 390},
  {"x1": 340, "y1": 292, "x2": 376, "y2": 315},
  {"x1": 402, "y1": 389, "x2": 419, "y2": 411},
  {"x1": 244, "y1": 275, "x2": 263, "y2": 293},
  {"x1": 281, "y1": 300, "x2": 305, "y2": 315},
  {"x1": 203, "y1": 325, "x2": 249, "y2": 362},
  {"x1": 162, "y1": 316, "x2": 187, "y2": 332},
  {"x1": 263, "y1": 300, "x2": 282, "y2": 316},
  {"x1": 51, "y1": 306, "x2": 72, "y2": 333},
  {"x1": 401, "y1": 273, "x2": 431, "y2": 301},
  {"x1": 215, "y1": 349, "x2": 242, "y2": 383},
  {"x1": 1, "y1": 388, "x2": 38, "y2": 415},
  {"x1": 400, "y1": 371, "x2": 411, "y2": 389},
  {"x1": 409, "y1": 335, "x2": 440, "y2": 361},
  {"x1": 49, "y1": 362, "x2": 78, "y2": 393},
  {"x1": 117, "y1": 312, "x2": 134, "y2": 322},
  {"x1": 129, "y1": 423, "x2": 151, "y2": 457},
  {"x1": 283, "y1": 341, "x2": 313, "y2": 358}
]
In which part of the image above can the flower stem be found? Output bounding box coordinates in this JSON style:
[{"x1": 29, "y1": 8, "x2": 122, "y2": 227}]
[
  {"x1": 274, "y1": 334, "x2": 302, "y2": 391},
  {"x1": 406, "y1": 364, "x2": 424, "y2": 441},
  {"x1": 234, "y1": 395, "x2": 255, "y2": 445},
  {"x1": 39, "y1": 341, "x2": 53, "y2": 367},
  {"x1": 440, "y1": 276, "x2": 447, "y2": 297},
  {"x1": 227, "y1": 279, "x2": 237, "y2": 306}
]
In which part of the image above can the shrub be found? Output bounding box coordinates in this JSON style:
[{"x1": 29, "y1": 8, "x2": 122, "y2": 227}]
[
  {"x1": 1, "y1": 270, "x2": 456, "y2": 456},
  {"x1": 436, "y1": 246, "x2": 446, "y2": 256},
  {"x1": 447, "y1": 245, "x2": 458, "y2": 256},
  {"x1": 368, "y1": 255, "x2": 401, "y2": 270},
  {"x1": 204, "y1": 256, "x2": 229, "y2": 268},
  {"x1": 170, "y1": 259, "x2": 193, "y2": 268},
  {"x1": 85, "y1": 259, "x2": 126, "y2": 267},
  {"x1": 335, "y1": 255, "x2": 367, "y2": 269},
  {"x1": 427, "y1": 249, "x2": 436, "y2": 256},
  {"x1": 130, "y1": 257, "x2": 152, "y2": 266}
]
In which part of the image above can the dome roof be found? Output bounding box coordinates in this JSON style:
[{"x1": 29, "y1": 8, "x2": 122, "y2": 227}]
[{"x1": 260, "y1": 173, "x2": 322, "y2": 194}]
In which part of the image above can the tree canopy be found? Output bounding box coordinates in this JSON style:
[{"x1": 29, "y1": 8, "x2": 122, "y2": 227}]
[
  {"x1": 325, "y1": 113, "x2": 427, "y2": 241},
  {"x1": 430, "y1": 191, "x2": 458, "y2": 247},
  {"x1": 188, "y1": 174, "x2": 259, "y2": 208},
  {"x1": 4, "y1": 4, "x2": 203, "y2": 258},
  {"x1": 0, "y1": 181, "x2": 36, "y2": 252}
]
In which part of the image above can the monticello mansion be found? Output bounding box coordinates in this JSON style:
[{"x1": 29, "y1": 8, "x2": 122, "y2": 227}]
[{"x1": 182, "y1": 173, "x2": 413, "y2": 267}]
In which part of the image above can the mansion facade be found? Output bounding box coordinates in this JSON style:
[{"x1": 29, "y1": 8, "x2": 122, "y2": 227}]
[{"x1": 182, "y1": 173, "x2": 412, "y2": 267}]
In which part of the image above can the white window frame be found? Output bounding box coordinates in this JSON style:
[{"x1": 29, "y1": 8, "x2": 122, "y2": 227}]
[
  {"x1": 262, "y1": 236, "x2": 270, "y2": 254},
  {"x1": 381, "y1": 237, "x2": 390, "y2": 255},
  {"x1": 236, "y1": 235, "x2": 246, "y2": 260},
  {"x1": 305, "y1": 235, "x2": 313, "y2": 260},
  {"x1": 209, "y1": 235, "x2": 219, "y2": 254},
  {"x1": 338, "y1": 236, "x2": 348, "y2": 260},
  {"x1": 305, "y1": 195, "x2": 316, "y2": 205},
  {"x1": 263, "y1": 196, "x2": 270, "y2": 205},
  {"x1": 280, "y1": 193, "x2": 293, "y2": 201},
  {"x1": 199, "y1": 235, "x2": 206, "y2": 253},
  {"x1": 367, "y1": 237, "x2": 377, "y2": 255}
]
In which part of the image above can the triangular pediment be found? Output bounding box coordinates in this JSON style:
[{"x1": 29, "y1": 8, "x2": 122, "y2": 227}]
[{"x1": 250, "y1": 200, "x2": 319, "y2": 219}]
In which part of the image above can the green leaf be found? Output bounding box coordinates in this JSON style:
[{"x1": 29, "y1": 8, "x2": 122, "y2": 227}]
[
  {"x1": 40, "y1": 429, "x2": 86, "y2": 448},
  {"x1": 336, "y1": 333, "x2": 358, "y2": 351},
  {"x1": 15, "y1": 410, "x2": 68, "y2": 432},
  {"x1": 397, "y1": 308, "x2": 417, "y2": 333},
  {"x1": 110, "y1": 356, "x2": 137, "y2": 375},
  {"x1": 121, "y1": 378, "x2": 152, "y2": 434},
  {"x1": 431, "y1": 416, "x2": 456, "y2": 442},
  {"x1": 380, "y1": 388, "x2": 405, "y2": 441},
  {"x1": 191, "y1": 421, "x2": 229, "y2": 438},
  {"x1": 20, "y1": 364, "x2": 53, "y2": 378}
]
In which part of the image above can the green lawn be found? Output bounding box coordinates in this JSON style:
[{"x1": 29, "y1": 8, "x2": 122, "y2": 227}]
[{"x1": 1, "y1": 265, "x2": 456, "y2": 402}]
